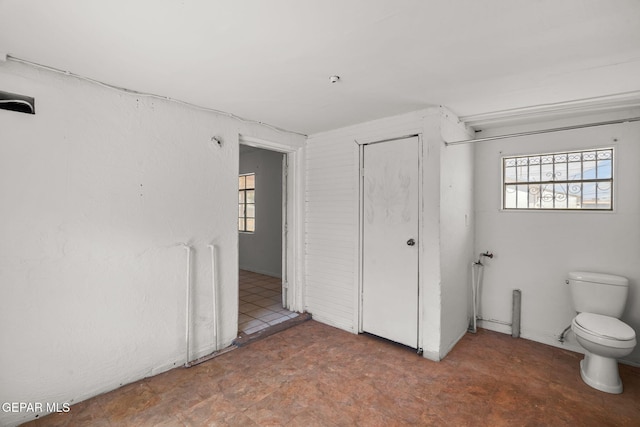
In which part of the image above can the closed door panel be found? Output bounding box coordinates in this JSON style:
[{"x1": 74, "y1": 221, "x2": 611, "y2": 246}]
[{"x1": 362, "y1": 136, "x2": 419, "y2": 348}]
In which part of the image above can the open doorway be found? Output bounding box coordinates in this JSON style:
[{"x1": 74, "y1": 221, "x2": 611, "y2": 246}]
[{"x1": 238, "y1": 144, "x2": 298, "y2": 336}]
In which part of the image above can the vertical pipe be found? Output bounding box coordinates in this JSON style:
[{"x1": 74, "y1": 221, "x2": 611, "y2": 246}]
[
  {"x1": 469, "y1": 263, "x2": 477, "y2": 333},
  {"x1": 183, "y1": 244, "x2": 192, "y2": 367},
  {"x1": 512, "y1": 289, "x2": 521, "y2": 338},
  {"x1": 208, "y1": 244, "x2": 218, "y2": 352}
]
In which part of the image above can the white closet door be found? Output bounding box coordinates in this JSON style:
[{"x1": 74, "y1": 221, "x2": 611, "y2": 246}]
[{"x1": 362, "y1": 136, "x2": 419, "y2": 348}]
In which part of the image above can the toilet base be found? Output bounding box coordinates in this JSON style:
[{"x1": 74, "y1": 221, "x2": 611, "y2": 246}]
[{"x1": 580, "y1": 352, "x2": 622, "y2": 394}]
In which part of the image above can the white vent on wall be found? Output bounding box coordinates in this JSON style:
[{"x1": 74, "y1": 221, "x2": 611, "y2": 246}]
[{"x1": 0, "y1": 90, "x2": 35, "y2": 114}]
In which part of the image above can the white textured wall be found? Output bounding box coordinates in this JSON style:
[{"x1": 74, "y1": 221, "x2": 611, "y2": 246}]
[
  {"x1": 305, "y1": 110, "x2": 434, "y2": 333},
  {"x1": 439, "y1": 112, "x2": 475, "y2": 357},
  {"x1": 474, "y1": 118, "x2": 640, "y2": 365},
  {"x1": 0, "y1": 60, "x2": 304, "y2": 426},
  {"x1": 305, "y1": 108, "x2": 473, "y2": 360},
  {"x1": 239, "y1": 147, "x2": 283, "y2": 278},
  {"x1": 304, "y1": 123, "x2": 361, "y2": 331}
]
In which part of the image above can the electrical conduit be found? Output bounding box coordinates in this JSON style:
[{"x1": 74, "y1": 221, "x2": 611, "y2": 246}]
[
  {"x1": 470, "y1": 261, "x2": 481, "y2": 333},
  {"x1": 469, "y1": 252, "x2": 493, "y2": 334},
  {"x1": 208, "y1": 244, "x2": 218, "y2": 352},
  {"x1": 182, "y1": 244, "x2": 192, "y2": 367}
]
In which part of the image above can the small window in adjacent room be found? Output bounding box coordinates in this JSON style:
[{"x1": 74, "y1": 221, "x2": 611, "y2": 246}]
[
  {"x1": 502, "y1": 148, "x2": 613, "y2": 210},
  {"x1": 239, "y1": 173, "x2": 256, "y2": 232}
]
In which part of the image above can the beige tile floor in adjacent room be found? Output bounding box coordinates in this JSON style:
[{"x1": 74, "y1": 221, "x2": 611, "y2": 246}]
[
  {"x1": 23, "y1": 321, "x2": 640, "y2": 426},
  {"x1": 238, "y1": 270, "x2": 298, "y2": 335}
]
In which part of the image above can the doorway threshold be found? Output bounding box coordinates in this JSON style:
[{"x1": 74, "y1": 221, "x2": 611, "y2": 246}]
[{"x1": 234, "y1": 312, "x2": 311, "y2": 347}]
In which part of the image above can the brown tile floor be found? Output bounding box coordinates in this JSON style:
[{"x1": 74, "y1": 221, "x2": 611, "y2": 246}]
[
  {"x1": 238, "y1": 270, "x2": 298, "y2": 335},
  {"x1": 24, "y1": 322, "x2": 640, "y2": 426}
]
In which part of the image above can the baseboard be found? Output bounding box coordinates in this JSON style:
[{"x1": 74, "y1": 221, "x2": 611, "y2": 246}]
[
  {"x1": 422, "y1": 349, "x2": 441, "y2": 362},
  {"x1": 150, "y1": 358, "x2": 185, "y2": 376},
  {"x1": 308, "y1": 312, "x2": 356, "y2": 334},
  {"x1": 440, "y1": 326, "x2": 468, "y2": 360},
  {"x1": 477, "y1": 319, "x2": 512, "y2": 335},
  {"x1": 9, "y1": 353, "x2": 189, "y2": 427}
]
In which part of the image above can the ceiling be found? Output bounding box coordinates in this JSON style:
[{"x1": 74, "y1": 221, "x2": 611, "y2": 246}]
[{"x1": 1, "y1": 0, "x2": 640, "y2": 135}]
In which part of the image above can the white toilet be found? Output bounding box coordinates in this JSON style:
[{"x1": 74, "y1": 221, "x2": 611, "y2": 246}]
[{"x1": 568, "y1": 271, "x2": 636, "y2": 394}]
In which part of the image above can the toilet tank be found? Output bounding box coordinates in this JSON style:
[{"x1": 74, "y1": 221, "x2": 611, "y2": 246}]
[{"x1": 568, "y1": 271, "x2": 629, "y2": 318}]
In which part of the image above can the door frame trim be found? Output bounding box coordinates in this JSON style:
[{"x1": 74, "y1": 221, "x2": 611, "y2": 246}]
[
  {"x1": 239, "y1": 135, "x2": 305, "y2": 313},
  {"x1": 356, "y1": 134, "x2": 424, "y2": 351}
]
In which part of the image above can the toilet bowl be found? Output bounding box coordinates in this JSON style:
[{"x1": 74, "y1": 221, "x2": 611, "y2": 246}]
[
  {"x1": 571, "y1": 312, "x2": 636, "y2": 394},
  {"x1": 568, "y1": 271, "x2": 637, "y2": 393}
]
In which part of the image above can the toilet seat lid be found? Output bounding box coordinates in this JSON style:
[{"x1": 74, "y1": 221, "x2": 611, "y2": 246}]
[{"x1": 574, "y1": 313, "x2": 636, "y2": 341}]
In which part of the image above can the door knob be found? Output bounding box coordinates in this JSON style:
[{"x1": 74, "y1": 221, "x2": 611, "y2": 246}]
[{"x1": 407, "y1": 238, "x2": 416, "y2": 246}]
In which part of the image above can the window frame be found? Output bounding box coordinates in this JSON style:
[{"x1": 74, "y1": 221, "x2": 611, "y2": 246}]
[
  {"x1": 238, "y1": 173, "x2": 256, "y2": 233},
  {"x1": 501, "y1": 147, "x2": 614, "y2": 211}
]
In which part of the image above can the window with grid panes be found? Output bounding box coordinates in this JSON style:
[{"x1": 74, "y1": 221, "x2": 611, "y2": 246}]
[
  {"x1": 502, "y1": 148, "x2": 613, "y2": 210},
  {"x1": 239, "y1": 174, "x2": 255, "y2": 232}
]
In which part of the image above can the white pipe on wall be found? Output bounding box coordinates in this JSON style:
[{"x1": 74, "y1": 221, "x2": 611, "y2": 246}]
[
  {"x1": 470, "y1": 262, "x2": 478, "y2": 333},
  {"x1": 182, "y1": 244, "x2": 192, "y2": 367},
  {"x1": 208, "y1": 244, "x2": 218, "y2": 352},
  {"x1": 184, "y1": 243, "x2": 238, "y2": 368}
]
